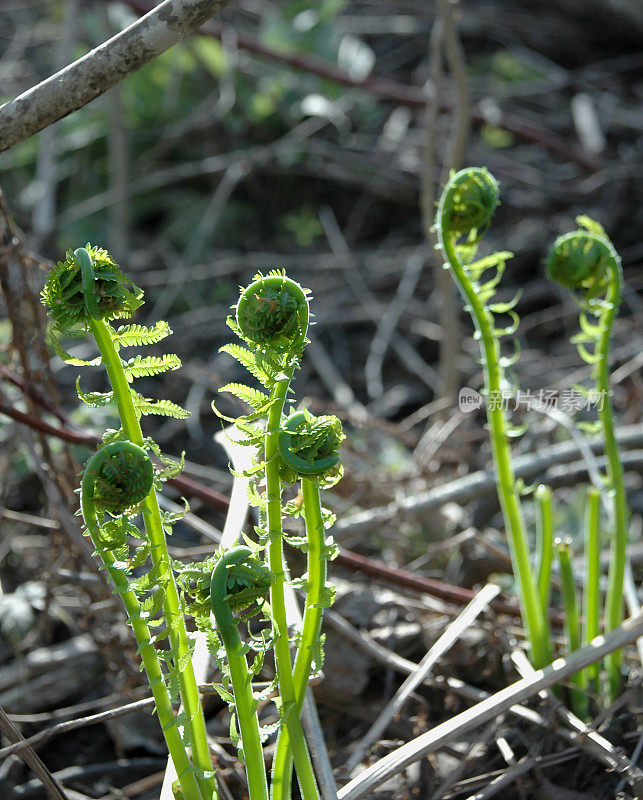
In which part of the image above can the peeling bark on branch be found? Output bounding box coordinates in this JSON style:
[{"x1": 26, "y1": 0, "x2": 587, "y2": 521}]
[{"x1": 0, "y1": 0, "x2": 233, "y2": 152}]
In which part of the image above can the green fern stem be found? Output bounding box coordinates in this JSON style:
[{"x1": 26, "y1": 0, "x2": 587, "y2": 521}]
[
  {"x1": 88, "y1": 317, "x2": 217, "y2": 800},
  {"x1": 556, "y1": 539, "x2": 588, "y2": 718},
  {"x1": 436, "y1": 169, "x2": 551, "y2": 669},
  {"x1": 594, "y1": 267, "x2": 627, "y2": 700},
  {"x1": 271, "y1": 477, "x2": 328, "y2": 800},
  {"x1": 81, "y1": 444, "x2": 204, "y2": 800},
  {"x1": 548, "y1": 228, "x2": 628, "y2": 699},
  {"x1": 584, "y1": 488, "x2": 601, "y2": 691},
  {"x1": 271, "y1": 409, "x2": 341, "y2": 799},
  {"x1": 233, "y1": 274, "x2": 319, "y2": 800},
  {"x1": 534, "y1": 485, "x2": 553, "y2": 621},
  {"x1": 210, "y1": 548, "x2": 269, "y2": 800},
  {"x1": 265, "y1": 381, "x2": 320, "y2": 800}
]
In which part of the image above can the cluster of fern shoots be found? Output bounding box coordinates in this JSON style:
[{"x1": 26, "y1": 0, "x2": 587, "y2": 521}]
[
  {"x1": 42, "y1": 252, "x2": 342, "y2": 800},
  {"x1": 436, "y1": 168, "x2": 632, "y2": 715},
  {"x1": 39, "y1": 162, "x2": 634, "y2": 799}
]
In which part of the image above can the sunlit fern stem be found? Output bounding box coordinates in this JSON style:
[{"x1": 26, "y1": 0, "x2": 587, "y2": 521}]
[
  {"x1": 595, "y1": 268, "x2": 628, "y2": 700},
  {"x1": 534, "y1": 485, "x2": 553, "y2": 621},
  {"x1": 436, "y1": 181, "x2": 551, "y2": 669},
  {"x1": 210, "y1": 548, "x2": 269, "y2": 800},
  {"x1": 584, "y1": 488, "x2": 601, "y2": 691},
  {"x1": 265, "y1": 377, "x2": 320, "y2": 800},
  {"x1": 88, "y1": 317, "x2": 217, "y2": 800},
  {"x1": 271, "y1": 476, "x2": 327, "y2": 800},
  {"x1": 556, "y1": 539, "x2": 589, "y2": 718},
  {"x1": 81, "y1": 445, "x2": 205, "y2": 800}
]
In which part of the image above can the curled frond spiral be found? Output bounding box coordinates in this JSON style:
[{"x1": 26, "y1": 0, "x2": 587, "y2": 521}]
[
  {"x1": 278, "y1": 409, "x2": 344, "y2": 484},
  {"x1": 82, "y1": 442, "x2": 154, "y2": 515},
  {"x1": 236, "y1": 271, "x2": 309, "y2": 352},
  {"x1": 211, "y1": 546, "x2": 273, "y2": 619},
  {"x1": 546, "y1": 224, "x2": 620, "y2": 301},
  {"x1": 438, "y1": 167, "x2": 500, "y2": 239},
  {"x1": 41, "y1": 245, "x2": 142, "y2": 330}
]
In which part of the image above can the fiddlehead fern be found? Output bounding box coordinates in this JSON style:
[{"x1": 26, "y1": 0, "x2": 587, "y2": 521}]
[
  {"x1": 80, "y1": 443, "x2": 204, "y2": 800},
  {"x1": 209, "y1": 547, "x2": 272, "y2": 800},
  {"x1": 547, "y1": 218, "x2": 629, "y2": 700},
  {"x1": 439, "y1": 167, "x2": 499, "y2": 238},
  {"x1": 278, "y1": 409, "x2": 343, "y2": 482},
  {"x1": 436, "y1": 168, "x2": 551, "y2": 669},
  {"x1": 216, "y1": 272, "x2": 324, "y2": 800},
  {"x1": 43, "y1": 245, "x2": 217, "y2": 800},
  {"x1": 272, "y1": 409, "x2": 342, "y2": 799},
  {"x1": 84, "y1": 442, "x2": 154, "y2": 515},
  {"x1": 546, "y1": 224, "x2": 616, "y2": 300},
  {"x1": 41, "y1": 245, "x2": 142, "y2": 330},
  {"x1": 236, "y1": 274, "x2": 310, "y2": 354}
]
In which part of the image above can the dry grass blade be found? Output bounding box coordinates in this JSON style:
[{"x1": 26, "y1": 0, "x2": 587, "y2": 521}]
[
  {"x1": 511, "y1": 649, "x2": 643, "y2": 795},
  {"x1": 0, "y1": 705, "x2": 70, "y2": 800},
  {"x1": 344, "y1": 582, "x2": 500, "y2": 773},
  {"x1": 465, "y1": 756, "x2": 535, "y2": 800},
  {"x1": 337, "y1": 608, "x2": 643, "y2": 800}
]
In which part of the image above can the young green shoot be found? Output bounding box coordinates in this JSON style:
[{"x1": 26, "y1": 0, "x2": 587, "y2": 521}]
[
  {"x1": 210, "y1": 547, "x2": 273, "y2": 800},
  {"x1": 215, "y1": 272, "x2": 345, "y2": 800},
  {"x1": 42, "y1": 246, "x2": 216, "y2": 800},
  {"x1": 547, "y1": 219, "x2": 629, "y2": 700},
  {"x1": 555, "y1": 537, "x2": 588, "y2": 718},
  {"x1": 435, "y1": 168, "x2": 551, "y2": 669}
]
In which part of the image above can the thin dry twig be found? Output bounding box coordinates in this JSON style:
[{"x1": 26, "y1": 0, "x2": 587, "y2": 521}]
[
  {"x1": 0, "y1": 698, "x2": 155, "y2": 761},
  {"x1": 334, "y1": 423, "x2": 643, "y2": 536},
  {"x1": 319, "y1": 205, "x2": 440, "y2": 396},
  {"x1": 511, "y1": 649, "x2": 643, "y2": 794},
  {"x1": 365, "y1": 247, "x2": 426, "y2": 400},
  {"x1": 344, "y1": 583, "x2": 500, "y2": 773},
  {"x1": 0, "y1": 706, "x2": 70, "y2": 800},
  {"x1": 337, "y1": 608, "x2": 643, "y2": 800}
]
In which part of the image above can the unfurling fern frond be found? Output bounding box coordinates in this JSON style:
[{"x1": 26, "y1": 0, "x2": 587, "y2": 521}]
[
  {"x1": 235, "y1": 271, "x2": 310, "y2": 353},
  {"x1": 436, "y1": 168, "x2": 552, "y2": 672},
  {"x1": 547, "y1": 219, "x2": 620, "y2": 303},
  {"x1": 278, "y1": 409, "x2": 344, "y2": 485},
  {"x1": 123, "y1": 354, "x2": 182, "y2": 381},
  {"x1": 132, "y1": 395, "x2": 191, "y2": 419},
  {"x1": 546, "y1": 218, "x2": 629, "y2": 702},
  {"x1": 111, "y1": 321, "x2": 172, "y2": 348},
  {"x1": 43, "y1": 244, "x2": 217, "y2": 800},
  {"x1": 83, "y1": 442, "x2": 154, "y2": 515},
  {"x1": 439, "y1": 167, "x2": 499, "y2": 238}
]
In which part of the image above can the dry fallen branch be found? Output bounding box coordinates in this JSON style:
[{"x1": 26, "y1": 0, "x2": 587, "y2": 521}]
[
  {"x1": 344, "y1": 583, "x2": 500, "y2": 773},
  {"x1": 511, "y1": 649, "x2": 643, "y2": 794},
  {"x1": 337, "y1": 608, "x2": 643, "y2": 800},
  {"x1": 0, "y1": 0, "x2": 234, "y2": 152}
]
